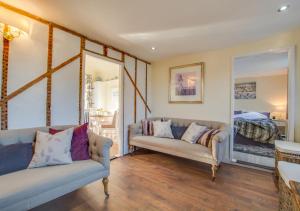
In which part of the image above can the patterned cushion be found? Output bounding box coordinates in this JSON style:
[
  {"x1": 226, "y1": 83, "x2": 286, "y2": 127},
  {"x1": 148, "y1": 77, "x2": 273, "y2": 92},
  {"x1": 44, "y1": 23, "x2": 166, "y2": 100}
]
[
  {"x1": 171, "y1": 125, "x2": 187, "y2": 140},
  {"x1": 152, "y1": 120, "x2": 174, "y2": 138},
  {"x1": 49, "y1": 123, "x2": 90, "y2": 161},
  {"x1": 181, "y1": 122, "x2": 207, "y2": 144},
  {"x1": 197, "y1": 129, "x2": 220, "y2": 148},
  {"x1": 141, "y1": 120, "x2": 154, "y2": 136},
  {"x1": 28, "y1": 128, "x2": 74, "y2": 168},
  {"x1": 0, "y1": 143, "x2": 33, "y2": 175}
]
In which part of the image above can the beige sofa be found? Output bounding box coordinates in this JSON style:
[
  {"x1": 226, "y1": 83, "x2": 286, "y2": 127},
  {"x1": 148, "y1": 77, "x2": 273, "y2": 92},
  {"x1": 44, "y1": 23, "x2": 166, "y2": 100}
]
[{"x1": 129, "y1": 117, "x2": 230, "y2": 180}]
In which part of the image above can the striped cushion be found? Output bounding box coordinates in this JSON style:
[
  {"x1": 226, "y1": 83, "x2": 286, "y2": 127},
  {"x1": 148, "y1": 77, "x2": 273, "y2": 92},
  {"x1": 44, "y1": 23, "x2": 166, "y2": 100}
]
[
  {"x1": 181, "y1": 122, "x2": 207, "y2": 144},
  {"x1": 197, "y1": 129, "x2": 220, "y2": 148},
  {"x1": 141, "y1": 120, "x2": 154, "y2": 136}
]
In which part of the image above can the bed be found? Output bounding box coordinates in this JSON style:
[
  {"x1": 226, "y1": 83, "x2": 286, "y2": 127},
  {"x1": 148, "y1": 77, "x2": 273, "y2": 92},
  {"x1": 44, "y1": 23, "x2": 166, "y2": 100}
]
[{"x1": 233, "y1": 112, "x2": 281, "y2": 158}]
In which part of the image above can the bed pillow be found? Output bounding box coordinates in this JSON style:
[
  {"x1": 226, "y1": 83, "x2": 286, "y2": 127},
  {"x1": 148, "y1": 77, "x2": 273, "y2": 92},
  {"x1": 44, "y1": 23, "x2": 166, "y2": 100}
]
[
  {"x1": 0, "y1": 143, "x2": 33, "y2": 176},
  {"x1": 197, "y1": 129, "x2": 220, "y2": 148},
  {"x1": 171, "y1": 125, "x2": 188, "y2": 140},
  {"x1": 152, "y1": 120, "x2": 174, "y2": 138},
  {"x1": 49, "y1": 123, "x2": 90, "y2": 161},
  {"x1": 234, "y1": 110, "x2": 242, "y2": 115},
  {"x1": 181, "y1": 122, "x2": 207, "y2": 144},
  {"x1": 260, "y1": 112, "x2": 270, "y2": 119},
  {"x1": 28, "y1": 128, "x2": 74, "y2": 168}
]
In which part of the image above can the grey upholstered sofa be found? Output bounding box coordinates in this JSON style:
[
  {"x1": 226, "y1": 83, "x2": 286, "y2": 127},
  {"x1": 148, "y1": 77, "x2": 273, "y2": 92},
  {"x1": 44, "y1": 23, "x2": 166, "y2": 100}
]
[
  {"x1": 129, "y1": 117, "x2": 229, "y2": 180},
  {"x1": 0, "y1": 125, "x2": 112, "y2": 211}
]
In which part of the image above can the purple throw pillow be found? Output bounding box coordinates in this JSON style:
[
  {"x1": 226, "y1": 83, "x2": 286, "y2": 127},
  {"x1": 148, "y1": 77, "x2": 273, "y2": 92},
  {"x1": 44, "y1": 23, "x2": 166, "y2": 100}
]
[{"x1": 49, "y1": 123, "x2": 90, "y2": 161}]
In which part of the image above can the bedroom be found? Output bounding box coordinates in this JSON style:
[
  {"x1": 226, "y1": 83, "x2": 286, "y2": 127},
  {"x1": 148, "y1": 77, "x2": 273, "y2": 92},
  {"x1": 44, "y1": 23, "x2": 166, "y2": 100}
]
[{"x1": 232, "y1": 51, "x2": 289, "y2": 168}]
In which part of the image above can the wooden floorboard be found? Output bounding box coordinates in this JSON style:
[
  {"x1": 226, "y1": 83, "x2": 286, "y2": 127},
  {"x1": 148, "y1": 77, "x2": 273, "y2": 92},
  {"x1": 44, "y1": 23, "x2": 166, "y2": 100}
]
[{"x1": 31, "y1": 151, "x2": 278, "y2": 211}]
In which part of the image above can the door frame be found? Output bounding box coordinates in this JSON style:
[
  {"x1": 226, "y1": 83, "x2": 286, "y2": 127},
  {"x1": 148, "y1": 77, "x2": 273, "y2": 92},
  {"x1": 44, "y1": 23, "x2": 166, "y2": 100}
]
[
  {"x1": 82, "y1": 51, "x2": 125, "y2": 156},
  {"x1": 229, "y1": 46, "x2": 296, "y2": 162}
]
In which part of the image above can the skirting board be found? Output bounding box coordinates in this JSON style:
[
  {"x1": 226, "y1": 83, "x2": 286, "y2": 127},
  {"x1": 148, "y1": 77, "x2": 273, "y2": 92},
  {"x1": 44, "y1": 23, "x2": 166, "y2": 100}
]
[{"x1": 233, "y1": 151, "x2": 275, "y2": 168}]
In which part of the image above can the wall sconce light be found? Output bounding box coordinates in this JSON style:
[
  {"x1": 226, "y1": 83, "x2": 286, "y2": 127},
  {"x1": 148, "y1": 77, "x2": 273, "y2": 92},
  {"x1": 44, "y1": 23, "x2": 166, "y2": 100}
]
[
  {"x1": 0, "y1": 9, "x2": 30, "y2": 129},
  {"x1": 0, "y1": 23, "x2": 26, "y2": 41},
  {"x1": 0, "y1": 9, "x2": 29, "y2": 41}
]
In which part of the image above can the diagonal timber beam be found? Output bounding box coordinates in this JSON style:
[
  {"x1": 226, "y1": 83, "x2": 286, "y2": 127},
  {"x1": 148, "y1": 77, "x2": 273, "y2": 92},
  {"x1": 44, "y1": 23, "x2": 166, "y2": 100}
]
[
  {"x1": 0, "y1": 53, "x2": 81, "y2": 108},
  {"x1": 124, "y1": 66, "x2": 151, "y2": 113},
  {"x1": 46, "y1": 24, "x2": 53, "y2": 126}
]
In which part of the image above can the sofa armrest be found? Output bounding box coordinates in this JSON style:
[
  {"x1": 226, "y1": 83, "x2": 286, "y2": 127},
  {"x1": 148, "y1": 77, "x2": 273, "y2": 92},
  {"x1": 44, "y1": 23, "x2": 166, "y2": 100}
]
[
  {"x1": 211, "y1": 130, "x2": 229, "y2": 164},
  {"x1": 128, "y1": 123, "x2": 143, "y2": 140},
  {"x1": 88, "y1": 131, "x2": 113, "y2": 169}
]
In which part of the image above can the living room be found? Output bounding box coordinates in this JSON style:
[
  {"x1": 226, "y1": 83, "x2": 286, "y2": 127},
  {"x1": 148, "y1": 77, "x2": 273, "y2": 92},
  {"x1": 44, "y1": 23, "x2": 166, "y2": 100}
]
[{"x1": 1, "y1": 1, "x2": 300, "y2": 210}]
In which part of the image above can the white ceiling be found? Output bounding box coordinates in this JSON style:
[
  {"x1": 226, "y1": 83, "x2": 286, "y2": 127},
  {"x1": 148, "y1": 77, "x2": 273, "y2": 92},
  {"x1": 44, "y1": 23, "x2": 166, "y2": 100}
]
[
  {"x1": 2, "y1": 0, "x2": 300, "y2": 61},
  {"x1": 85, "y1": 55, "x2": 119, "y2": 81},
  {"x1": 234, "y1": 51, "x2": 288, "y2": 78}
]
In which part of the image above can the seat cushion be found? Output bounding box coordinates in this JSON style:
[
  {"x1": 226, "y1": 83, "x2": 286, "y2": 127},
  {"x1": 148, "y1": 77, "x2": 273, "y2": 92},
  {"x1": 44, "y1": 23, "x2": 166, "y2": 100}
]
[
  {"x1": 275, "y1": 140, "x2": 300, "y2": 155},
  {"x1": 131, "y1": 136, "x2": 214, "y2": 164},
  {"x1": 0, "y1": 160, "x2": 104, "y2": 209},
  {"x1": 278, "y1": 161, "x2": 300, "y2": 188}
]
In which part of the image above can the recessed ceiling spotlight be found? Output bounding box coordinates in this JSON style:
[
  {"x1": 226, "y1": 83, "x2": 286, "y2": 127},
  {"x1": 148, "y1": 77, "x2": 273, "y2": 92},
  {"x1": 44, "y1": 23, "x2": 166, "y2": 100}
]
[
  {"x1": 151, "y1": 47, "x2": 156, "y2": 51},
  {"x1": 278, "y1": 5, "x2": 290, "y2": 12}
]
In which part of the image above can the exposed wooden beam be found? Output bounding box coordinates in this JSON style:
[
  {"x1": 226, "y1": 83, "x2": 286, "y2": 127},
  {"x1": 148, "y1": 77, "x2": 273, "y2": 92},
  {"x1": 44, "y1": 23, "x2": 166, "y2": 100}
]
[
  {"x1": 0, "y1": 1, "x2": 151, "y2": 65},
  {"x1": 124, "y1": 67, "x2": 151, "y2": 113},
  {"x1": 79, "y1": 38, "x2": 85, "y2": 124},
  {"x1": 84, "y1": 48, "x2": 104, "y2": 57},
  {"x1": 145, "y1": 64, "x2": 148, "y2": 119},
  {"x1": 134, "y1": 58, "x2": 137, "y2": 123},
  {"x1": 104, "y1": 46, "x2": 108, "y2": 57},
  {"x1": 46, "y1": 24, "x2": 53, "y2": 126},
  {"x1": 0, "y1": 54, "x2": 81, "y2": 108},
  {"x1": 84, "y1": 48, "x2": 124, "y2": 64},
  {"x1": 1, "y1": 38, "x2": 9, "y2": 130}
]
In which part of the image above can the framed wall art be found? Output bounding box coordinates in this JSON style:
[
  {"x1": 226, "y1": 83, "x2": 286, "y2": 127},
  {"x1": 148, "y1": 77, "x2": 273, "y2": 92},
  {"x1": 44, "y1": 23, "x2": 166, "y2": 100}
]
[
  {"x1": 169, "y1": 62, "x2": 204, "y2": 103},
  {"x1": 234, "y1": 82, "x2": 256, "y2": 99}
]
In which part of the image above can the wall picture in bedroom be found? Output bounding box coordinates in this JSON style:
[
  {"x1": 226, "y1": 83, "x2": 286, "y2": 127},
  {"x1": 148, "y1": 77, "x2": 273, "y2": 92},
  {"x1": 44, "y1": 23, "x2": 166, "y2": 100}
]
[{"x1": 234, "y1": 82, "x2": 256, "y2": 99}]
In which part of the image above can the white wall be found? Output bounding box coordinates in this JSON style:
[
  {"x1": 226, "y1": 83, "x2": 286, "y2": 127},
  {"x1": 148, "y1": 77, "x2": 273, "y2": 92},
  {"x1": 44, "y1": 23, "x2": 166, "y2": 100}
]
[
  {"x1": 136, "y1": 60, "x2": 147, "y2": 122},
  {"x1": 235, "y1": 74, "x2": 288, "y2": 114},
  {"x1": 6, "y1": 12, "x2": 48, "y2": 129},
  {"x1": 0, "y1": 6, "x2": 151, "y2": 146},
  {"x1": 51, "y1": 29, "x2": 80, "y2": 126},
  {"x1": 151, "y1": 27, "x2": 300, "y2": 142},
  {"x1": 123, "y1": 55, "x2": 136, "y2": 153}
]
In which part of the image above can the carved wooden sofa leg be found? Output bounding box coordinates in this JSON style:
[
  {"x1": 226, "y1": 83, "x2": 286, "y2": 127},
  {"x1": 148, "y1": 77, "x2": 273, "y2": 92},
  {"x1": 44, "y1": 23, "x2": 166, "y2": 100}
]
[
  {"x1": 211, "y1": 165, "x2": 218, "y2": 181},
  {"x1": 129, "y1": 145, "x2": 135, "y2": 156},
  {"x1": 102, "y1": 177, "x2": 109, "y2": 197}
]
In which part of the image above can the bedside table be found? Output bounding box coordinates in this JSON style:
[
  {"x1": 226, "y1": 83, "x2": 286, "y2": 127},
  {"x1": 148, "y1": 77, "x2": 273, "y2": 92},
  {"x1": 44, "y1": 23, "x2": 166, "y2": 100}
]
[{"x1": 273, "y1": 119, "x2": 287, "y2": 140}]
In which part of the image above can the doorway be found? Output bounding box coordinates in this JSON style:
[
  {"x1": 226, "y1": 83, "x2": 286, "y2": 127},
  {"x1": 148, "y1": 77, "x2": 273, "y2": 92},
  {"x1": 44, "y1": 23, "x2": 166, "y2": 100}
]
[
  {"x1": 83, "y1": 53, "x2": 123, "y2": 159},
  {"x1": 230, "y1": 47, "x2": 295, "y2": 168}
]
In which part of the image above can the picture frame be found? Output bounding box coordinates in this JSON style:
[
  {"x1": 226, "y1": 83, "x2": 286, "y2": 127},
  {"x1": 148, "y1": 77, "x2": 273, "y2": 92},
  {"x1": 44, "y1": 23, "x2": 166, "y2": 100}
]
[
  {"x1": 169, "y1": 62, "x2": 204, "y2": 103},
  {"x1": 234, "y1": 82, "x2": 256, "y2": 99}
]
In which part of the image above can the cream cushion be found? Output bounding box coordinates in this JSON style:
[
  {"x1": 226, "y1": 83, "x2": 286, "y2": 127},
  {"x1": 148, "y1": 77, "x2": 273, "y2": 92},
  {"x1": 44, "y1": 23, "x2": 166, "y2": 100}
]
[
  {"x1": 278, "y1": 161, "x2": 300, "y2": 188},
  {"x1": 181, "y1": 122, "x2": 207, "y2": 144},
  {"x1": 28, "y1": 128, "x2": 74, "y2": 168},
  {"x1": 275, "y1": 140, "x2": 300, "y2": 155},
  {"x1": 152, "y1": 120, "x2": 174, "y2": 139}
]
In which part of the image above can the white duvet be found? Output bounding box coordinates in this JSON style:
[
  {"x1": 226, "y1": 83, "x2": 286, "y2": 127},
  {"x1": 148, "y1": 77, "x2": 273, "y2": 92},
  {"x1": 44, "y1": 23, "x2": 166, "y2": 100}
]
[{"x1": 234, "y1": 112, "x2": 268, "y2": 120}]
